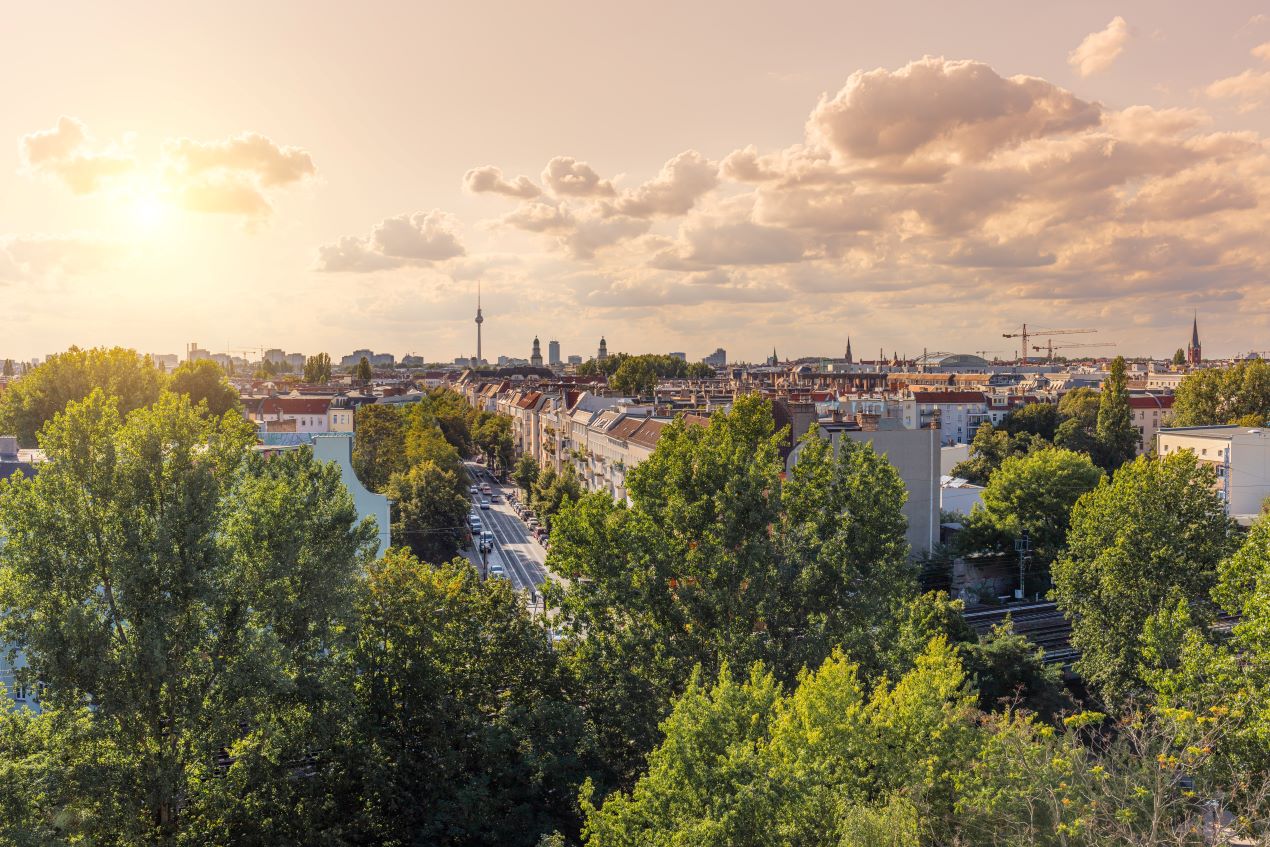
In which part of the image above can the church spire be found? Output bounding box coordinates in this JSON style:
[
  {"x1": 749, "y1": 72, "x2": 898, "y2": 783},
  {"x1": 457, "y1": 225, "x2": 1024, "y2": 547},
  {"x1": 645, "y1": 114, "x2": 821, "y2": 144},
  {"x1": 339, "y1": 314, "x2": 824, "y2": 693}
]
[
  {"x1": 845, "y1": 336, "x2": 853, "y2": 364},
  {"x1": 1187, "y1": 312, "x2": 1202, "y2": 365}
]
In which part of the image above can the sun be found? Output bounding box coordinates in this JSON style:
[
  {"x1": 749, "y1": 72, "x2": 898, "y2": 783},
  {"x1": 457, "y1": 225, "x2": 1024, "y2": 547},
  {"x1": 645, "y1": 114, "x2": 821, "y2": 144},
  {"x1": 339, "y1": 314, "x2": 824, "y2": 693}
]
[{"x1": 131, "y1": 192, "x2": 169, "y2": 233}]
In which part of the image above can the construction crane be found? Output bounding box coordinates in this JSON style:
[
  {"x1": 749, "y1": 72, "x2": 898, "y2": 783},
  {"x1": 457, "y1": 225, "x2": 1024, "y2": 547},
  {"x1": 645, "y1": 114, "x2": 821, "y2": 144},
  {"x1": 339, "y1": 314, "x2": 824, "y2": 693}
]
[
  {"x1": 974, "y1": 350, "x2": 1003, "y2": 360},
  {"x1": 1031, "y1": 341, "x2": 1116, "y2": 363},
  {"x1": 1002, "y1": 324, "x2": 1096, "y2": 364}
]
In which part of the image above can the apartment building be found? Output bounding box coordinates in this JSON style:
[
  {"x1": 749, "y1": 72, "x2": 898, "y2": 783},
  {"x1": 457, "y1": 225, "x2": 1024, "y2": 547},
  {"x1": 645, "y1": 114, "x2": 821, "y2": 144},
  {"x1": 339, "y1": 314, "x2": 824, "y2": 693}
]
[
  {"x1": 1129, "y1": 394, "x2": 1174, "y2": 455},
  {"x1": 1156, "y1": 425, "x2": 1270, "y2": 522}
]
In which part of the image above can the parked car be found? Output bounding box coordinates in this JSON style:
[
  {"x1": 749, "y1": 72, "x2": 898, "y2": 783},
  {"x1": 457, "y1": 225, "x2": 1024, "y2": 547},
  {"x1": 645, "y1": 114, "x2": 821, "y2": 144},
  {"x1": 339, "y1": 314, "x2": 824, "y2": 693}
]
[
  {"x1": 488, "y1": 564, "x2": 506, "y2": 579},
  {"x1": 481, "y1": 530, "x2": 495, "y2": 546}
]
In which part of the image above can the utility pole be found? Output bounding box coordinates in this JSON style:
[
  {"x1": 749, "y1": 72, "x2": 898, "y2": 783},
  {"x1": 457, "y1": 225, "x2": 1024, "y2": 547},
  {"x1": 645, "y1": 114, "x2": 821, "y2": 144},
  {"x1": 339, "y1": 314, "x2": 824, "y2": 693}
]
[{"x1": 1014, "y1": 529, "x2": 1031, "y2": 601}]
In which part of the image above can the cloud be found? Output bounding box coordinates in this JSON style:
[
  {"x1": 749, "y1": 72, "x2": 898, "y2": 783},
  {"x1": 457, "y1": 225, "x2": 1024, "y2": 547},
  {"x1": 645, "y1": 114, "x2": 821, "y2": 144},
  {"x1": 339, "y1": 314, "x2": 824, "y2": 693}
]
[
  {"x1": 1206, "y1": 68, "x2": 1270, "y2": 110},
  {"x1": 458, "y1": 56, "x2": 1270, "y2": 356},
  {"x1": 807, "y1": 57, "x2": 1101, "y2": 165},
  {"x1": 464, "y1": 165, "x2": 541, "y2": 198},
  {"x1": 0, "y1": 234, "x2": 121, "y2": 282},
  {"x1": 162, "y1": 132, "x2": 315, "y2": 186},
  {"x1": 610, "y1": 150, "x2": 718, "y2": 217},
  {"x1": 19, "y1": 116, "x2": 134, "y2": 194},
  {"x1": 541, "y1": 156, "x2": 615, "y2": 197},
  {"x1": 316, "y1": 210, "x2": 466, "y2": 272},
  {"x1": 161, "y1": 132, "x2": 316, "y2": 217},
  {"x1": 1068, "y1": 17, "x2": 1131, "y2": 77},
  {"x1": 1254, "y1": 41, "x2": 1270, "y2": 62}
]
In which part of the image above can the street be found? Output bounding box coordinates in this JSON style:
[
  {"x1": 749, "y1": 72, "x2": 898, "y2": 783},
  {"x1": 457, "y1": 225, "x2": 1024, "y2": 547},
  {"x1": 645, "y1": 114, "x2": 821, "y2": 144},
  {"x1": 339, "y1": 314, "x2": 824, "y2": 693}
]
[{"x1": 465, "y1": 461, "x2": 550, "y2": 592}]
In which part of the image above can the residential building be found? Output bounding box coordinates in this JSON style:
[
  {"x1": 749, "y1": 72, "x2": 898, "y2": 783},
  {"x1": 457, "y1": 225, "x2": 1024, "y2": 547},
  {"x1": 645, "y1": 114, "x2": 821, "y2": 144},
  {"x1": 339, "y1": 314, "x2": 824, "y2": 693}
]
[
  {"x1": 1129, "y1": 394, "x2": 1175, "y2": 455},
  {"x1": 246, "y1": 396, "x2": 333, "y2": 434},
  {"x1": 265, "y1": 348, "x2": 286, "y2": 365},
  {"x1": 787, "y1": 418, "x2": 940, "y2": 556},
  {"x1": 669, "y1": 351, "x2": 686, "y2": 361},
  {"x1": 548, "y1": 340, "x2": 561, "y2": 366},
  {"x1": 567, "y1": 355, "x2": 582, "y2": 366},
  {"x1": 703, "y1": 347, "x2": 727, "y2": 368},
  {"x1": 150, "y1": 353, "x2": 179, "y2": 370},
  {"x1": 186, "y1": 342, "x2": 210, "y2": 362},
  {"x1": 286, "y1": 352, "x2": 306, "y2": 372},
  {"x1": 1156, "y1": 426, "x2": 1270, "y2": 523}
]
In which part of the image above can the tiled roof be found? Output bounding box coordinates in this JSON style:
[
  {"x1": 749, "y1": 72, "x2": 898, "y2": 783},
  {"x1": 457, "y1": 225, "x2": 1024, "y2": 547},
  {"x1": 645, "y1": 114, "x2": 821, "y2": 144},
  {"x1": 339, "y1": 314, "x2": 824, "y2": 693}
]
[
  {"x1": 269, "y1": 397, "x2": 331, "y2": 414},
  {"x1": 628, "y1": 418, "x2": 668, "y2": 450},
  {"x1": 1129, "y1": 395, "x2": 1175, "y2": 409}
]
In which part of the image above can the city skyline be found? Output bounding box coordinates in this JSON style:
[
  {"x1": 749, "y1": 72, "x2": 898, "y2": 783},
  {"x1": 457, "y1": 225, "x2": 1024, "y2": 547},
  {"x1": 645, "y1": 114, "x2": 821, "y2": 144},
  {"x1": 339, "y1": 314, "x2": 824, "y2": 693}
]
[{"x1": 4, "y1": 2, "x2": 1270, "y2": 362}]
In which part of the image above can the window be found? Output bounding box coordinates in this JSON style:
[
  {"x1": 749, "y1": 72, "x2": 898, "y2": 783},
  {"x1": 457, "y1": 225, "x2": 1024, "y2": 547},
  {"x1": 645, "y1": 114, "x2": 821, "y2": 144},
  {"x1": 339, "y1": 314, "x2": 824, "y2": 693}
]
[{"x1": 1202, "y1": 449, "x2": 1207, "y2": 456}]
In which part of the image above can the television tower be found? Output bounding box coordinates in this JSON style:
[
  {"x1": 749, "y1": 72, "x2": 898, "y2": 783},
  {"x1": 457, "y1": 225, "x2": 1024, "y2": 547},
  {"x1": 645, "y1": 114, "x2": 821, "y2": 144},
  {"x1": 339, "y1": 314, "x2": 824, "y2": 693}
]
[{"x1": 474, "y1": 281, "x2": 484, "y2": 366}]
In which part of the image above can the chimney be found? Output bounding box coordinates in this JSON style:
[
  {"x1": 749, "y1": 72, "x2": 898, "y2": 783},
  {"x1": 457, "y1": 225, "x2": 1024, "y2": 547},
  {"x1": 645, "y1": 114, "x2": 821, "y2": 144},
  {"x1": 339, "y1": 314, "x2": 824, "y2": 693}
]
[{"x1": 856, "y1": 412, "x2": 880, "y2": 432}]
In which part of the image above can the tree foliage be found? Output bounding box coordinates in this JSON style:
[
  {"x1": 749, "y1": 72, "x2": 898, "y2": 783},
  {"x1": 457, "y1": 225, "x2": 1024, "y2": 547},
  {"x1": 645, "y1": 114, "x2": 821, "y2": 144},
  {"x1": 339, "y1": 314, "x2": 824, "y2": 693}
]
[
  {"x1": 950, "y1": 422, "x2": 1048, "y2": 485},
  {"x1": 958, "y1": 447, "x2": 1103, "y2": 559},
  {"x1": 0, "y1": 346, "x2": 165, "y2": 447},
  {"x1": 1095, "y1": 356, "x2": 1138, "y2": 470},
  {"x1": 383, "y1": 460, "x2": 471, "y2": 563},
  {"x1": 332, "y1": 551, "x2": 592, "y2": 846},
  {"x1": 1052, "y1": 452, "x2": 1236, "y2": 706},
  {"x1": 355, "y1": 356, "x2": 373, "y2": 384},
  {"x1": 1172, "y1": 359, "x2": 1270, "y2": 426},
  {"x1": 546, "y1": 396, "x2": 916, "y2": 783},
  {"x1": 303, "y1": 352, "x2": 332, "y2": 384},
  {"x1": 0, "y1": 390, "x2": 377, "y2": 844},
  {"x1": 166, "y1": 359, "x2": 241, "y2": 418}
]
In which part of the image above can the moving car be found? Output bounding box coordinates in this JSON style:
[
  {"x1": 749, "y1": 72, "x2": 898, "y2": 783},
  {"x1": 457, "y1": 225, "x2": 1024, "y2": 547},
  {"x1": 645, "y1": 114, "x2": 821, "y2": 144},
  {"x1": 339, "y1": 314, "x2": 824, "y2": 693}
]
[
  {"x1": 480, "y1": 530, "x2": 495, "y2": 546},
  {"x1": 488, "y1": 563, "x2": 507, "y2": 579},
  {"x1": 469, "y1": 484, "x2": 479, "y2": 494},
  {"x1": 480, "y1": 498, "x2": 491, "y2": 510}
]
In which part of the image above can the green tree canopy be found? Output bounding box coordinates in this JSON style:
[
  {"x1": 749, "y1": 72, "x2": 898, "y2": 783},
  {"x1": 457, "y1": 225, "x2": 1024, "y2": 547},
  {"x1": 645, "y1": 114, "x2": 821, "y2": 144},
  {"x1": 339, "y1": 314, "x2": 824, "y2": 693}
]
[
  {"x1": 1051, "y1": 452, "x2": 1237, "y2": 706},
  {"x1": 355, "y1": 355, "x2": 373, "y2": 383},
  {"x1": 352, "y1": 403, "x2": 408, "y2": 492},
  {"x1": 949, "y1": 422, "x2": 1047, "y2": 485},
  {"x1": 514, "y1": 454, "x2": 541, "y2": 491},
  {"x1": 332, "y1": 551, "x2": 591, "y2": 845},
  {"x1": 1172, "y1": 348, "x2": 1187, "y2": 365},
  {"x1": 1001, "y1": 402, "x2": 1061, "y2": 440},
  {"x1": 958, "y1": 447, "x2": 1103, "y2": 559},
  {"x1": 165, "y1": 359, "x2": 241, "y2": 418},
  {"x1": 1172, "y1": 360, "x2": 1270, "y2": 426},
  {"x1": 547, "y1": 397, "x2": 916, "y2": 782},
  {"x1": 1094, "y1": 356, "x2": 1138, "y2": 469},
  {"x1": 0, "y1": 389, "x2": 377, "y2": 843},
  {"x1": 303, "y1": 352, "x2": 332, "y2": 384},
  {"x1": 0, "y1": 346, "x2": 165, "y2": 446},
  {"x1": 383, "y1": 460, "x2": 471, "y2": 563}
]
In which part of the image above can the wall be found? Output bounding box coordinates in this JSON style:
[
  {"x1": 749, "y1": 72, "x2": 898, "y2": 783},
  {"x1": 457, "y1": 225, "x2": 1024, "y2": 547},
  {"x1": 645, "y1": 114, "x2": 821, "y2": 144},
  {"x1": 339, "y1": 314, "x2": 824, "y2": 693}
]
[{"x1": 312, "y1": 434, "x2": 391, "y2": 557}]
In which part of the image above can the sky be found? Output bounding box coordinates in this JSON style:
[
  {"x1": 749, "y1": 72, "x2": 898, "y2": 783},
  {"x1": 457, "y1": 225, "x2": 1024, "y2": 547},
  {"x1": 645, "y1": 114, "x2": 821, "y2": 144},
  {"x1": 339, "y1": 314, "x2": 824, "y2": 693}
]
[{"x1": 3, "y1": 1, "x2": 1269, "y2": 364}]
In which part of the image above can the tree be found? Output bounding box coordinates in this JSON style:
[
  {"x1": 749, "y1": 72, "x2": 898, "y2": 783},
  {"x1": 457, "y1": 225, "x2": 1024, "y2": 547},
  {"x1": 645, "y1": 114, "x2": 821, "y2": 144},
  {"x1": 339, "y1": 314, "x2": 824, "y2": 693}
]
[
  {"x1": 0, "y1": 346, "x2": 165, "y2": 447},
  {"x1": 514, "y1": 454, "x2": 541, "y2": 491},
  {"x1": 1051, "y1": 452, "x2": 1237, "y2": 706},
  {"x1": 1095, "y1": 356, "x2": 1138, "y2": 469},
  {"x1": 332, "y1": 552, "x2": 592, "y2": 846},
  {"x1": 529, "y1": 464, "x2": 583, "y2": 531},
  {"x1": 355, "y1": 355, "x2": 373, "y2": 384},
  {"x1": 610, "y1": 357, "x2": 658, "y2": 397},
  {"x1": 0, "y1": 390, "x2": 377, "y2": 843},
  {"x1": 1058, "y1": 386, "x2": 1100, "y2": 429},
  {"x1": 1172, "y1": 348, "x2": 1187, "y2": 366},
  {"x1": 303, "y1": 352, "x2": 332, "y2": 384},
  {"x1": 958, "y1": 447, "x2": 1103, "y2": 560},
  {"x1": 1172, "y1": 360, "x2": 1270, "y2": 426},
  {"x1": 548, "y1": 397, "x2": 916, "y2": 783},
  {"x1": 383, "y1": 461, "x2": 472, "y2": 563},
  {"x1": 473, "y1": 413, "x2": 514, "y2": 472},
  {"x1": 352, "y1": 404, "x2": 408, "y2": 492},
  {"x1": 1001, "y1": 402, "x2": 1061, "y2": 441},
  {"x1": 2, "y1": 358, "x2": 13, "y2": 377},
  {"x1": 950, "y1": 422, "x2": 1046, "y2": 485},
  {"x1": 166, "y1": 359, "x2": 241, "y2": 418}
]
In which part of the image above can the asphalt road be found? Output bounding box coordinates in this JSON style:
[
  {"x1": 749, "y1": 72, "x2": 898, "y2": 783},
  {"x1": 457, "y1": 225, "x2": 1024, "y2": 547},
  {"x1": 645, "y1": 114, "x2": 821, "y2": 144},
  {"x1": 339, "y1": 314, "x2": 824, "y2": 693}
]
[{"x1": 466, "y1": 462, "x2": 549, "y2": 593}]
